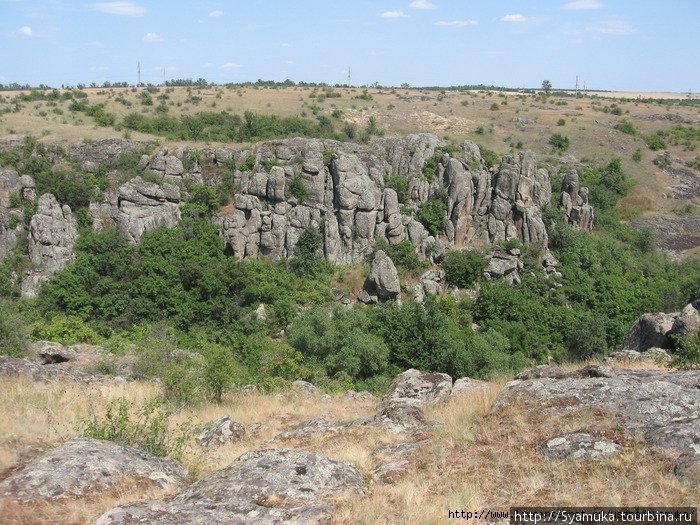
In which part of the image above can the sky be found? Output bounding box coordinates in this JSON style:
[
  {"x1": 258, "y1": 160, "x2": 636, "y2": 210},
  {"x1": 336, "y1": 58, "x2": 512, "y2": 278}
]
[{"x1": 1, "y1": 0, "x2": 698, "y2": 92}]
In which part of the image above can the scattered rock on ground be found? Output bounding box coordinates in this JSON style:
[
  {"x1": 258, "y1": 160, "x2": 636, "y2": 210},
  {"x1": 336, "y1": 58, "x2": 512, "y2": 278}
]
[
  {"x1": 451, "y1": 377, "x2": 491, "y2": 397},
  {"x1": 372, "y1": 460, "x2": 411, "y2": 484},
  {"x1": 383, "y1": 369, "x2": 453, "y2": 406},
  {"x1": 198, "y1": 416, "x2": 246, "y2": 448},
  {"x1": 291, "y1": 379, "x2": 321, "y2": 395},
  {"x1": 538, "y1": 433, "x2": 622, "y2": 461}
]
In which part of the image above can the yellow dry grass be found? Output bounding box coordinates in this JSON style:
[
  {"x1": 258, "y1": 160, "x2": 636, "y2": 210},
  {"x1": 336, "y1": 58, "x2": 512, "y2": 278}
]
[{"x1": 0, "y1": 370, "x2": 694, "y2": 525}]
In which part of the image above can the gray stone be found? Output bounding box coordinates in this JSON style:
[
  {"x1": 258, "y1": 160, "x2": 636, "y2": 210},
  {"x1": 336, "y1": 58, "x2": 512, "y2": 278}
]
[
  {"x1": 94, "y1": 449, "x2": 366, "y2": 525},
  {"x1": 623, "y1": 312, "x2": 676, "y2": 351},
  {"x1": 383, "y1": 368, "x2": 453, "y2": 406},
  {"x1": 451, "y1": 377, "x2": 490, "y2": 396},
  {"x1": 0, "y1": 438, "x2": 187, "y2": 501},
  {"x1": 292, "y1": 380, "x2": 320, "y2": 395},
  {"x1": 198, "y1": 416, "x2": 246, "y2": 447},
  {"x1": 539, "y1": 433, "x2": 622, "y2": 461},
  {"x1": 493, "y1": 366, "x2": 700, "y2": 456},
  {"x1": 367, "y1": 250, "x2": 400, "y2": 301},
  {"x1": 116, "y1": 177, "x2": 180, "y2": 243}
]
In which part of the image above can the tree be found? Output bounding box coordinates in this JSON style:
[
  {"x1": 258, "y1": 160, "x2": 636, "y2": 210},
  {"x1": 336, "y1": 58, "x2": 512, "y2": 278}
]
[{"x1": 542, "y1": 80, "x2": 552, "y2": 96}]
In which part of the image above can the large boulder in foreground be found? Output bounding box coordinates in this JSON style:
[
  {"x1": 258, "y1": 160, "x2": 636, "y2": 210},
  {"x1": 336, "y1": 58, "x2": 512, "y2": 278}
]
[
  {"x1": 94, "y1": 448, "x2": 366, "y2": 525},
  {"x1": 0, "y1": 438, "x2": 187, "y2": 502},
  {"x1": 492, "y1": 366, "x2": 700, "y2": 458},
  {"x1": 622, "y1": 300, "x2": 700, "y2": 352}
]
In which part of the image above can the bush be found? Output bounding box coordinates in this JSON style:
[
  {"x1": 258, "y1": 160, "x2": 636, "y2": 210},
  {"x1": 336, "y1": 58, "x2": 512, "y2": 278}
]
[
  {"x1": 557, "y1": 118, "x2": 566, "y2": 126},
  {"x1": 32, "y1": 315, "x2": 101, "y2": 345},
  {"x1": 566, "y1": 315, "x2": 608, "y2": 360},
  {"x1": 374, "y1": 240, "x2": 425, "y2": 274},
  {"x1": 80, "y1": 397, "x2": 190, "y2": 459},
  {"x1": 0, "y1": 302, "x2": 28, "y2": 357},
  {"x1": 442, "y1": 250, "x2": 486, "y2": 288},
  {"x1": 670, "y1": 334, "x2": 700, "y2": 370},
  {"x1": 615, "y1": 121, "x2": 636, "y2": 135},
  {"x1": 416, "y1": 197, "x2": 446, "y2": 237},
  {"x1": 422, "y1": 155, "x2": 440, "y2": 182},
  {"x1": 480, "y1": 147, "x2": 500, "y2": 169},
  {"x1": 645, "y1": 132, "x2": 666, "y2": 151},
  {"x1": 385, "y1": 175, "x2": 409, "y2": 204},
  {"x1": 289, "y1": 226, "x2": 325, "y2": 277},
  {"x1": 289, "y1": 174, "x2": 308, "y2": 202},
  {"x1": 549, "y1": 133, "x2": 570, "y2": 152}
]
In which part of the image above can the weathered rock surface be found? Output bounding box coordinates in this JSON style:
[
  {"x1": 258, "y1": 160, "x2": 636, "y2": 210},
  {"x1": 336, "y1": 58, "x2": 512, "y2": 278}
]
[
  {"x1": 291, "y1": 380, "x2": 320, "y2": 395},
  {"x1": 198, "y1": 416, "x2": 246, "y2": 448},
  {"x1": 372, "y1": 460, "x2": 410, "y2": 484},
  {"x1": 622, "y1": 300, "x2": 700, "y2": 351},
  {"x1": 116, "y1": 177, "x2": 181, "y2": 243},
  {"x1": 94, "y1": 449, "x2": 366, "y2": 525},
  {"x1": 366, "y1": 250, "x2": 400, "y2": 301},
  {"x1": 0, "y1": 355, "x2": 119, "y2": 384},
  {"x1": 493, "y1": 366, "x2": 700, "y2": 457},
  {"x1": 538, "y1": 433, "x2": 622, "y2": 461},
  {"x1": 0, "y1": 438, "x2": 187, "y2": 501},
  {"x1": 451, "y1": 377, "x2": 491, "y2": 397},
  {"x1": 559, "y1": 170, "x2": 593, "y2": 230},
  {"x1": 605, "y1": 348, "x2": 671, "y2": 365},
  {"x1": 383, "y1": 368, "x2": 453, "y2": 406},
  {"x1": 483, "y1": 249, "x2": 523, "y2": 284},
  {"x1": 21, "y1": 193, "x2": 78, "y2": 297}
]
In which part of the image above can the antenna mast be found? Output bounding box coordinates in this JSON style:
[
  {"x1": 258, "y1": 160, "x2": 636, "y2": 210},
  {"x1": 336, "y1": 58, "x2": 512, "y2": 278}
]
[
  {"x1": 575, "y1": 75, "x2": 578, "y2": 97},
  {"x1": 138, "y1": 62, "x2": 141, "y2": 85},
  {"x1": 348, "y1": 67, "x2": 351, "y2": 87}
]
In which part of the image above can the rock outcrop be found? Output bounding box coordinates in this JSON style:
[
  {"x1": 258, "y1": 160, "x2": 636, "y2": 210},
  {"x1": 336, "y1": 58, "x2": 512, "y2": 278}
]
[
  {"x1": 21, "y1": 193, "x2": 78, "y2": 297},
  {"x1": 538, "y1": 433, "x2": 622, "y2": 461},
  {"x1": 623, "y1": 300, "x2": 700, "y2": 352},
  {"x1": 197, "y1": 416, "x2": 246, "y2": 448},
  {"x1": 366, "y1": 250, "x2": 401, "y2": 301},
  {"x1": 95, "y1": 448, "x2": 366, "y2": 524},
  {"x1": 0, "y1": 438, "x2": 187, "y2": 501},
  {"x1": 116, "y1": 177, "x2": 181, "y2": 243},
  {"x1": 493, "y1": 366, "x2": 700, "y2": 461},
  {"x1": 560, "y1": 170, "x2": 594, "y2": 230}
]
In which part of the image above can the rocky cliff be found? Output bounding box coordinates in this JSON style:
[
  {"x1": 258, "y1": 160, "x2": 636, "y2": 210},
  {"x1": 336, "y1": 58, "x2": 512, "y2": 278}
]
[{"x1": 0, "y1": 134, "x2": 593, "y2": 297}]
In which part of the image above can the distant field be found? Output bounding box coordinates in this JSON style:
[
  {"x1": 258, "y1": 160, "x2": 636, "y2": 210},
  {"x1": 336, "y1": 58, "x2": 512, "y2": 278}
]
[{"x1": 0, "y1": 84, "x2": 698, "y2": 232}]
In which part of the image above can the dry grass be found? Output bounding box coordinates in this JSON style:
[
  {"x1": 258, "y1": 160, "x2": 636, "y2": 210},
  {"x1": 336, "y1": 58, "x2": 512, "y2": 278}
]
[{"x1": 1, "y1": 371, "x2": 692, "y2": 525}]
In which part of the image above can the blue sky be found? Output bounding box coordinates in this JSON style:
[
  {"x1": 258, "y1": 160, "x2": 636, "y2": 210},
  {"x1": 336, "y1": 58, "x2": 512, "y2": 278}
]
[{"x1": 1, "y1": 0, "x2": 698, "y2": 92}]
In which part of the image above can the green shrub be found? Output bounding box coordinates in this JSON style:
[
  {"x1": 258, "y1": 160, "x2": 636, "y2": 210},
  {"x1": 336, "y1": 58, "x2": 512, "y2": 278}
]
[
  {"x1": 290, "y1": 175, "x2": 308, "y2": 202},
  {"x1": 442, "y1": 250, "x2": 486, "y2": 288},
  {"x1": 557, "y1": 118, "x2": 566, "y2": 126},
  {"x1": 385, "y1": 175, "x2": 410, "y2": 204},
  {"x1": 416, "y1": 197, "x2": 447, "y2": 237},
  {"x1": 490, "y1": 103, "x2": 499, "y2": 111},
  {"x1": 566, "y1": 315, "x2": 608, "y2": 360},
  {"x1": 645, "y1": 132, "x2": 666, "y2": 151},
  {"x1": 422, "y1": 155, "x2": 440, "y2": 182},
  {"x1": 480, "y1": 147, "x2": 501, "y2": 169},
  {"x1": 80, "y1": 397, "x2": 191, "y2": 459},
  {"x1": 32, "y1": 315, "x2": 101, "y2": 345},
  {"x1": 374, "y1": 240, "x2": 425, "y2": 274},
  {"x1": 289, "y1": 226, "x2": 326, "y2": 277},
  {"x1": 632, "y1": 149, "x2": 642, "y2": 162},
  {"x1": 615, "y1": 121, "x2": 636, "y2": 135},
  {"x1": 670, "y1": 334, "x2": 700, "y2": 370},
  {"x1": 549, "y1": 133, "x2": 570, "y2": 152},
  {"x1": 0, "y1": 302, "x2": 29, "y2": 357}
]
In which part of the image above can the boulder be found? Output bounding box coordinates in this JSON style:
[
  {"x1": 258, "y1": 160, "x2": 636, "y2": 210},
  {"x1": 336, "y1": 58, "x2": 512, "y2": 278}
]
[
  {"x1": 198, "y1": 416, "x2": 246, "y2": 448},
  {"x1": 493, "y1": 366, "x2": 700, "y2": 457},
  {"x1": 367, "y1": 250, "x2": 400, "y2": 301},
  {"x1": 0, "y1": 438, "x2": 187, "y2": 501},
  {"x1": 669, "y1": 300, "x2": 700, "y2": 339},
  {"x1": 292, "y1": 380, "x2": 321, "y2": 395},
  {"x1": 94, "y1": 449, "x2": 366, "y2": 525},
  {"x1": 623, "y1": 312, "x2": 676, "y2": 351},
  {"x1": 383, "y1": 369, "x2": 453, "y2": 406},
  {"x1": 375, "y1": 400, "x2": 428, "y2": 434},
  {"x1": 538, "y1": 433, "x2": 622, "y2": 461},
  {"x1": 451, "y1": 377, "x2": 490, "y2": 397}
]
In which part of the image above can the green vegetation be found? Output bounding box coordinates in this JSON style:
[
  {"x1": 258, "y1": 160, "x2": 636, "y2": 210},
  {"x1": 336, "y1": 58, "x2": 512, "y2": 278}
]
[
  {"x1": 385, "y1": 175, "x2": 410, "y2": 204},
  {"x1": 121, "y1": 110, "x2": 354, "y2": 142},
  {"x1": 442, "y1": 250, "x2": 486, "y2": 288},
  {"x1": 549, "y1": 133, "x2": 570, "y2": 152},
  {"x1": 614, "y1": 121, "x2": 636, "y2": 135},
  {"x1": 416, "y1": 196, "x2": 447, "y2": 236},
  {"x1": 80, "y1": 397, "x2": 190, "y2": 459}
]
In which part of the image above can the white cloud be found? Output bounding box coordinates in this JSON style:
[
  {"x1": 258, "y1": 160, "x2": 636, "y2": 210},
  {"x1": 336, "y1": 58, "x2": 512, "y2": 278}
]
[
  {"x1": 563, "y1": 0, "x2": 604, "y2": 9},
  {"x1": 409, "y1": 0, "x2": 436, "y2": 9},
  {"x1": 281, "y1": 42, "x2": 290, "y2": 48},
  {"x1": 500, "y1": 14, "x2": 531, "y2": 23},
  {"x1": 88, "y1": 2, "x2": 145, "y2": 16},
  {"x1": 434, "y1": 19, "x2": 477, "y2": 27},
  {"x1": 587, "y1": 19, "x2": 635, "y2": 35},
  {"x1": 17, "y1": 25, "x2": 32, "y2": 36},
  {"x1": 380, "y1": 11, "x2": 408, "y2": 18},
  {"x1": 220, "y1": 62, "x2": 243, "y2": 69},
  {"x1": 143, "y1": 32, "x2": 163, "y2": 42},
  {"x1": 209, "y1": 10, "x2": 223, "y2": 17}
]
